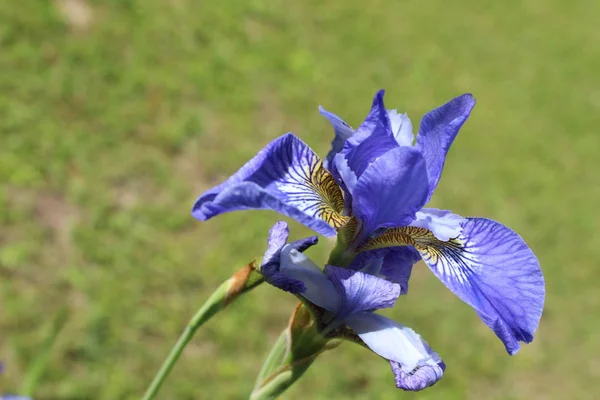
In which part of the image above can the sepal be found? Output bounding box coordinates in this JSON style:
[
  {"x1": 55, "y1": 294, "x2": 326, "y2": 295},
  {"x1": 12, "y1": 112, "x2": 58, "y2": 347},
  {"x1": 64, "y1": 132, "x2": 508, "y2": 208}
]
[{"x1": 250, "y1": 303, "x2": 336, "y2": 400}]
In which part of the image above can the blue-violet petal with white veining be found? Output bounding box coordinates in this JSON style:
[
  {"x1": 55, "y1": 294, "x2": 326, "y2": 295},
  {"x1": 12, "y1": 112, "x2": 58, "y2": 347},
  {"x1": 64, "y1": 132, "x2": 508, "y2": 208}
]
[
  {"x1": 417, "y1": 217, "x2": 545, "y2": 354},
  {"x1": 192, "y1": 133, "x2": 343, "y2": 237}
]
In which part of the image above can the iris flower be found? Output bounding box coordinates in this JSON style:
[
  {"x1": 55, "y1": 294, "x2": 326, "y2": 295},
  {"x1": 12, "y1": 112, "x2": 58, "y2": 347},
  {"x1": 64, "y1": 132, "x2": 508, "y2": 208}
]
[
  {"x1": 261, "y1": 221, "x2": 445, "y2": 390},
  {"x1": 192, "y1": 90, "x2": 545, "y2": 355}
]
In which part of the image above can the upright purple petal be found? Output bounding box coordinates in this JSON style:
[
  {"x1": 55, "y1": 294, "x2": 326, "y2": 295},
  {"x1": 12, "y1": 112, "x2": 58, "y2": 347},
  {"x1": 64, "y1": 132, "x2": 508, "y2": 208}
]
[
  {"x1": 332, "y1": 152, "x2": 358, "y2": 196},
  {"x1": 416, "y1": 94, "x2": 476, "y2": 202},
  {"x1": 352, "y1": 147, "x2": 429, "y2": 239},
  {"x1": 417, "y1": 217, "x2": 545, "y2": 354},
  {"x1": 349, "y1": 247, "x2": 421, "y2": 294},
  {"x1": 318, "y1": 106, "x2": 355, "y2": 170},
  {"x1": 344, "y1": 312, "x2": 444, "y2": 391},
  {"x1": 341, "y1": 91, "x2": 399, "y2": 178},
  {"x1": 262, "y1": 221, "x2": 289, "y2": 266},
  {"x1": 324, "y1": 266, "x2": 400, "y2": 319},
  {"x1": 192, "y1": 133, "x2": 346, "y2": 237},
  {"x1": 342, "y1": 90, "x2": 387, "y2": 151}
]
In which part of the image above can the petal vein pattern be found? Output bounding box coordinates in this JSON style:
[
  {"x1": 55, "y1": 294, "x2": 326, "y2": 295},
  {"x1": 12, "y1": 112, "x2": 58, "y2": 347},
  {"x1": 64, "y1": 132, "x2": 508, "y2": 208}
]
[
  {"x1": 192, "y1": 134, "x2": 349, "y2": 234},
  {"x1": 260, "y1": 136, "x2": 348, "y2": 228},
  {"x1": 359, "y1": 219, "x2": 544, "y2": 354}
]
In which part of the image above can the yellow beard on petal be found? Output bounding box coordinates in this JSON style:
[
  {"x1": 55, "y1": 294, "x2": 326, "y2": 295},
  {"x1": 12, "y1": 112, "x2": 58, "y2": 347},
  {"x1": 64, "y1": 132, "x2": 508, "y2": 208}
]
[
  {"x1": 307, "y1": 159, "x2": 350, "y2": 229},
  {"x1": 358, "y1": 226, "x2": 465, "y2": 263}
]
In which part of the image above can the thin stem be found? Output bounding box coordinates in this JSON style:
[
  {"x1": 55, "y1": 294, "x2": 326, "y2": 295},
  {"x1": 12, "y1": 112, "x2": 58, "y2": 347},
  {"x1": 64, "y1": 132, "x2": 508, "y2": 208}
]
[
  {"x1": 141, "y1": 325, "x2": 194, "y2": 400},
  {"x1": 141, "y1": 263, "x2": 264, "y2": 400}
]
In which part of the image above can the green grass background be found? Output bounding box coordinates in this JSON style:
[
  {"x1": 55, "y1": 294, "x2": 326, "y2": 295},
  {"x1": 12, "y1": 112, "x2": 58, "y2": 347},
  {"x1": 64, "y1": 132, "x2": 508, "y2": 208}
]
[{"x1": 1, "y1": 0, "x2": 599, "y2": 399}]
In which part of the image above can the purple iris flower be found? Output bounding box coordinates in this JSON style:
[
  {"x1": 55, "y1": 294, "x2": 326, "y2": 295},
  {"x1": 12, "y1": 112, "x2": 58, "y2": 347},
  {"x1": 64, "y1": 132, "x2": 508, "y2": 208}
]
[
  {"x1": 261, "y1": 221, "x2": 445, "y2": 391},
  {"x1": 192, "y1": 90, "x2": 545, "y2": 356}
]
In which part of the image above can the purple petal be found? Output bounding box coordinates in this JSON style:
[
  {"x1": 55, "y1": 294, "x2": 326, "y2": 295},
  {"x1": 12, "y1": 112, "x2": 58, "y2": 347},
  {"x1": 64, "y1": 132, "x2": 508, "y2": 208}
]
[
  {"x1": 333, "y1": 152, "x2": 358, "y2": 195},
  {"x1": 388, "y1": 110, "x2": 414, "y2": 147},
  {"x1": 390, "y1": 359, "x2": 445, "y2": 391},
  {"x1": 262, "y1": 221, "x2": 290, "y2": 266},
  {"x1": 416, "y1": 94, "x2": 476, "y2": 202},
  {"x1": 288, "y1": 236, "x2": 319, "y2": 253},
  {"x1": 341, "y1": 92, "x2": 399, "y2": 178},
  {"x1": 261, "y1": 263, "x2": 306, "y2": 294},
  {"x1": 418, "y1": 217, "x2": 545, "y2": 354},
  {"x1": 279, "y1": 246, "x2": 340, "y2": 311},
  {"x1": 261, "y1": 222, "x2": 318, "y2": 294},
  {"x1": 352, "y1": 147, "x2": 429, "y2": 240},
  {"x1": 342, "y1": 90, "x2": 387, "y2": 151},
  {"x1": 349, "y1": 247, "x2": 421, "y2": 294},
  {"x1": 318, "y1": 106, "x2": 355, "y2": 171},
  {"x1": 324, "y1": 266, "x2": 400, "y2": 318},
  {"x1": 344, "y1": 312, "x2": 444, "y2": 389},
  {"x1": 411, "y1": 208, "x2": 466, "y2": 241},
  {"x1": 192, "y1": 133, "x2": 343, "y2": 237}
]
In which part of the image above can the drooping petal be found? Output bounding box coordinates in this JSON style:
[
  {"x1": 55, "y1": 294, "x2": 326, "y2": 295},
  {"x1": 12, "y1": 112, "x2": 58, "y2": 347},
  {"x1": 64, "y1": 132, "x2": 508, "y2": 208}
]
[
  {"x1": 262, "y1": 221, "x2": 289, "y2": 266},
  {"x1": 390, "y1": 359, "x2": 445, "y2": 391},
  {"x1": 349, "y1": 247, "x2": 421, "y2": 294},
  {"x1": 318, "y1": 106, "x2": 355, "y2": 170},
  {"x1": 352, "y1": 146, "x2": 429, "y2": 239},
  {"x1": 411, "y1": 208, "x2": 466, "y2": 241},
  {"x1": 361, "y1": 218, "x2": 545, "y2": 355},
  {"x1": 388, "y1": 110, "x2": 414, "y2": 147},
  {"x1": 344, "y1": 312, "x2": 444, "y2": 390},
  {"x1": 278, "y1": 245, "x2": 341, "y2": 312},
  {"x1": 192, "y1": 133, "x2": 349, "y2": 237},
  {"x1": 324, "y1": 266, "x2": 400, "y2": 319},
  {"x1": 416, "y1": 94, "x2": 476, "y2": 202}
]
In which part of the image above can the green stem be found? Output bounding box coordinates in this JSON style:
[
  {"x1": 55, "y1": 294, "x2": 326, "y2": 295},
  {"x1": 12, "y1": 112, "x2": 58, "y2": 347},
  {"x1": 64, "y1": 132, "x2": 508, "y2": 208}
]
[
  {"x1": 327, "y1": 234, "x2": 355, "y2": 267},
  {"x1": 141, "y1": 324, "x2": 195, "y2": 400},
  {"x1": 142, "y1": 263, "x2": 264, "y2": 400}
]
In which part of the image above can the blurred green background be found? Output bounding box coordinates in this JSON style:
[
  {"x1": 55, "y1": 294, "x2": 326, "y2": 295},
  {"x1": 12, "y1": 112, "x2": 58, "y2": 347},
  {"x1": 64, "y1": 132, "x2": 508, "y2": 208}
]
[{"x1": 1, "y1": 0, "x2": 599, "y2": 399}]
